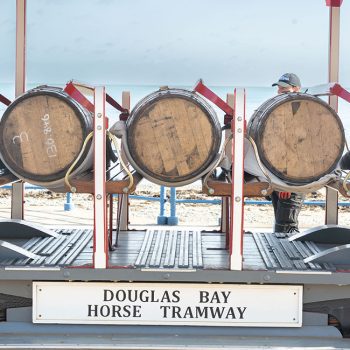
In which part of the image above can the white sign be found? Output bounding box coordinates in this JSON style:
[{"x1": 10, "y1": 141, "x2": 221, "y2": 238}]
[{"x1": 33, "y1": 282, "x2": 302, "y2": 327}]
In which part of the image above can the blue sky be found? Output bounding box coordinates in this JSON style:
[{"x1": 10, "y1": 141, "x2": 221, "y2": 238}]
[{"x1": 1, "y1": 0, "x2": 350, "y2": 87}]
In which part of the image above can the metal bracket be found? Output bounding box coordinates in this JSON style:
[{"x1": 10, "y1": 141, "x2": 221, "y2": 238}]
[
  {"x1": 0, "y1": 240, "x2": 39, "y2": 260},
  {"x1": 0, "y1": 219, "x2": 58, "y2": 239},
  {"x1": 290, "y1": 225, "x2": 350, "y2": 245},
  {"x1": 304, "y1": 244, "x2": 350, "y2": 265}
]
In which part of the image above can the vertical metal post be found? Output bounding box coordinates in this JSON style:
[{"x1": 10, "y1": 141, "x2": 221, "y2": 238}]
[
  {"x1": 93, "y1": 87, "x2": 107, "y2": 269},
  {"x1": 11, "y1": 183, "x2": 24, "y2": 218},
  {"x1": 64, "y1": 192, "x2": 74, "y2": 211},
  {"x1": 12, "y1": 0, "x2": 26, "y2": 220},
  {"x1": 15, "y1": 0, "x2": 26, "y2": 98},
  {"x1": 119, "y1": 91, "x2": 131, "y2": 231},
  {"x1": 221, "y1": 93, "x2": 234, "y2": 236},
  {"x1": 325, "y1": 1, "x2": 343, "y2": 225},
  {"x1": 157, "y1": 186, "x2": 167, "y2": 224},
  {"x1": 168, "y1": 187, "x2": 178, "y2": 225},
  {"x1": 230, "y1": 88, "x2": 245, "y2": 271}
]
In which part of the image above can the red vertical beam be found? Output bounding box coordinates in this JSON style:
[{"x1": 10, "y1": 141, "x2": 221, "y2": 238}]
[
  {"x1": 230, "y1": 88, "x2": 245, "y2": 271},
  {"x1": 93, "y1": 87, "x2": 108, "y2": 269}
]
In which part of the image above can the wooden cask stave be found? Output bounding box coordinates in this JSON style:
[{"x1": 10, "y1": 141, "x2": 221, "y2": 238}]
[
  {"x1": 0, "y1": 87, "x2": 93, "y2": 189},
  {"x1": 126, "y1": 88, "x2": 221, "y2": 186},
  {"x1": 247, "y1": 93, "x2": 345, "y2": 184}
]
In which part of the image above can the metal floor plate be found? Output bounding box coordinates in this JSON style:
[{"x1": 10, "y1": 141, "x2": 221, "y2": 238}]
[
  {"x1": 0, "y1": 229, "x2": 93, "y2": 266},
  {"x1": 250, "y1": 232, "x2": 336, "y2": 271},
  {"x1": 134, "y1": 228, "x2": 204, "y2": 269},
  {"x1": 0, "y1": 228, "x2": 341, "y2": 271}
]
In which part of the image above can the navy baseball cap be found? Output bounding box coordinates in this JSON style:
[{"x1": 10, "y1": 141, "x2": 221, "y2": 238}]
[{"x1": 272, "y1": 73, "x2": 301, "y2": 88}]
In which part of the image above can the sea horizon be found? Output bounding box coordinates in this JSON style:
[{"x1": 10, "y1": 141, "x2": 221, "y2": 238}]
[{"x1": 1, "y1": 82, "x2": 349, "y2": 140}]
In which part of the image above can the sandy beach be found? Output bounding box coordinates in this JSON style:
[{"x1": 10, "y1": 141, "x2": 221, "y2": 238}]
[{"x1": 0, "y1": 181, "x2": 349, "y2": 230}]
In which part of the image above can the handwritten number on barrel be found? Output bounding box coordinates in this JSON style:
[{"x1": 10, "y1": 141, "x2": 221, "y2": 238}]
[
  {"x1": 41, "y1": 114, "x2": 58, "y2": 158},
  {"x1": 12, "y1": 131, "x2": 29, "y2": 145}
]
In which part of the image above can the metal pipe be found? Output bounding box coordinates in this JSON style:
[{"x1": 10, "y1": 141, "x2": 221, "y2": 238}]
[
  {"x1": 157, "y1": 186, "x2": 167, "y2": 224},
  {"x1": 64, "y1": 192, "x2": 74, "y2": 211},
  {"x1": 167, "y1": 187, "x2": 178, "y2": 225}
]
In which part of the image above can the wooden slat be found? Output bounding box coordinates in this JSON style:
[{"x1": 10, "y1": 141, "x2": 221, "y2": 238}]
[
  {"x1": 66, "y1": 172, "x2": 142, "y2": 194},
  {"x1": 203, "y1": 180, "x2": 272, "y2": 197}
]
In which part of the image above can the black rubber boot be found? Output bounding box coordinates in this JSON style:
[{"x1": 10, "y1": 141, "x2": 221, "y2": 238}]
[{"x1": 271, "y1": 191, "x2": 305, "y2": 233}]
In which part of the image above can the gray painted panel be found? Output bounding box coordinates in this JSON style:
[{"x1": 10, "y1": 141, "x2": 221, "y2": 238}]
[
  {"x1": 0, "y1": 219, "x2": 58, "y2": 239},
  {"x1": 0, "y1": 322, "x2": 347, "y2": 349},
  {"x1": 290, "y1": 225, "x2": 350, "y2": 244},
  {"x1": 302, "y1": 311, "x2": 328, "y2": 326},
  {"x1": 6, "y1": 306, "x2": 32, "y2": 322},
  {"x1": 0, "y1": 240, "x2": 39, "y2": 260},
  {"x1": 305, "y1": 244, "x2": 350, "y2": 265}
]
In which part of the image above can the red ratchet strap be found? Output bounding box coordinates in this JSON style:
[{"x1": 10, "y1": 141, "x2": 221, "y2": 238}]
[
  {"x1": 330, "y1": 83, "x2": 350, "y2": 104},
  {"x1": 194, "y1": 80, "x2": 234, "y2": 117},
  {"x1": 105, "y1": 94, "x2": 129, "y2": 121},
  {"x1": 0, "y1": 94, "x2": 11, "y2": 106},
  {"x1": 64, "y1": 82, "x2": 129, "y2": 122},
  {"x1": 64, "y1": 82, "x2": 94, "y2": 113},
  {"x1": 105, "y1": 94, "x2": 128, "y2": 114}
]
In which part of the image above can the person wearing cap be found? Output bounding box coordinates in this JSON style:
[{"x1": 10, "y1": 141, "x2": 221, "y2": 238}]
[
  {"x1": 272, "y1": 73, "x2": 301, "y2": 94},
  {"x1": 270, "y1": 73, "x2": 305, "y2": 233}
]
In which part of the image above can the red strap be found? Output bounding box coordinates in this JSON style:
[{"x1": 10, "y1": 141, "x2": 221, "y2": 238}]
[
  {"x1": 194, "y1": 80, "x2": 234, "y2": 116},
  {"x1": 330, "y1": 83, "x2": 350, "y2": 104},
  {"x1": 64, "y1": 82, "x2": 95, "y2": 113},
  {"x1": 0, "y1": 94, "x2": 11, "y2": 106},
  {"x1": 224, "y1": 114, "x2": 233, "y2": 125},
  {"x1": 106, "y1": 93, "x2": 128, "y2": 114},
  {"x1": 64, "y1": 82, "x2": 128, "y2": 122}
]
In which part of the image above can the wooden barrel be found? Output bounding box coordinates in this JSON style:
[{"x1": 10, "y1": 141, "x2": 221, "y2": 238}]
[
  {"x1": 126, "y1": 88, "x2": 221, "y2": 186},
  {"x1": 0, "y1": 87, "x2": 93, "y2": 189},
  {"x1": 247, "y1": 93, "x2": 345, "y2": 184}
]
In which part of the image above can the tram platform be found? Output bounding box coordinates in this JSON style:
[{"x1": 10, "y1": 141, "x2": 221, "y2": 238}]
[{"x1": 0, "y1": 225, "x2": 349, "y2": 280}]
